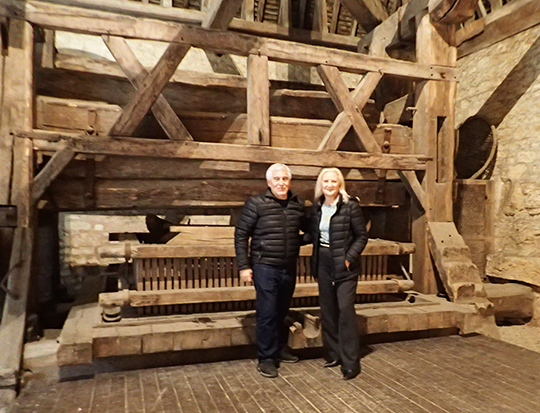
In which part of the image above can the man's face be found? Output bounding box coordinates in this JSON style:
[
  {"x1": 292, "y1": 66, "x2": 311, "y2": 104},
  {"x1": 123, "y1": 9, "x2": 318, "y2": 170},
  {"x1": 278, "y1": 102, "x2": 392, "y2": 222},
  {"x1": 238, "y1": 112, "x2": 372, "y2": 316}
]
[{"x1": 267, "y1": 169, "x2": 291, "y2": 200}]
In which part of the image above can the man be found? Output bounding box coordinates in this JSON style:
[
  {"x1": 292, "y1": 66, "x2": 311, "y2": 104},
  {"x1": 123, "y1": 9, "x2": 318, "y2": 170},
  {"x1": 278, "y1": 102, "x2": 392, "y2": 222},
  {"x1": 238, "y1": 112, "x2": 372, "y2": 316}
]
[{"x1": 235, "y1": 163, "x2": 306, "y2": 378}]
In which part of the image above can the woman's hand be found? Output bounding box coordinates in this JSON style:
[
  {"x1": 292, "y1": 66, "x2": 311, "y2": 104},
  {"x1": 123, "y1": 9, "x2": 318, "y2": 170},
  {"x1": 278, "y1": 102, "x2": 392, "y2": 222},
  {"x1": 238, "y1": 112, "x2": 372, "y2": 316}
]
[{"x1": 345, "y1": 259, "x2": 350, "y2": 269}]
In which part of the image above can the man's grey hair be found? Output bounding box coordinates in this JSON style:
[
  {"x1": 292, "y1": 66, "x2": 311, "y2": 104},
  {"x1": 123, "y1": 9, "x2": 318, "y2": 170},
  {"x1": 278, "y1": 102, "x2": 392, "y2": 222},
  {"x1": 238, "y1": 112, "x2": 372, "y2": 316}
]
[{"x1": 266, "y1": 163, "x2": 292, "y2": 181}]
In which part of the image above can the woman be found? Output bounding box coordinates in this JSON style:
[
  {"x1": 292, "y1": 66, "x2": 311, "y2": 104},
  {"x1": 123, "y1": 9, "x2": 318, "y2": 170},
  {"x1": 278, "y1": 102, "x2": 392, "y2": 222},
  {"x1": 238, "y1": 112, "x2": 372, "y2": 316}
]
[{"x1": 309, "y1": 168, "x2": 368, "y2": 380}]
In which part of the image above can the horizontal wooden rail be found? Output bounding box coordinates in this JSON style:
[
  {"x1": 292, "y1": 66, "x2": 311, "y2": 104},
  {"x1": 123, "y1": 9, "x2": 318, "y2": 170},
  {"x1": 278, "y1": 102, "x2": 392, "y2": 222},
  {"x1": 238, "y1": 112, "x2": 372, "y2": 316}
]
[
  {"x1": 0, "y1": 0, "x2": 456, "y2": 81},
  {"x1": 98, "y1": 239, "x2": 416, "y2": 259},
  {"x1": 23, "y1": 131, "x2": 431, "y2": 171},
  {"x1": 100, "y1": 279, "x2": 415, "y2": 307}
]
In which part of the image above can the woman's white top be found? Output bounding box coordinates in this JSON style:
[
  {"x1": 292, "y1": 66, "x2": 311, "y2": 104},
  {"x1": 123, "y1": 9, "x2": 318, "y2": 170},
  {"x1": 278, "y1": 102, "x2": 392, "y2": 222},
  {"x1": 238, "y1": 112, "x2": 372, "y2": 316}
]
[{"x1": 319, "y1": 203, "x2": 337, "y2": 245}]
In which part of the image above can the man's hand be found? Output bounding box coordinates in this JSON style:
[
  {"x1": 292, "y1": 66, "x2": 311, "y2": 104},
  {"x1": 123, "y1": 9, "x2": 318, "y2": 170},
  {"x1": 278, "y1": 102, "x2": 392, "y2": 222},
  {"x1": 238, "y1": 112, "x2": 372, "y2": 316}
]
[
  {"x1": 345, "y1": 259, "x2": 350, "y2": 269},
  {"x1": 240, "y1": 268, "x2": 253, "y2": 283}
]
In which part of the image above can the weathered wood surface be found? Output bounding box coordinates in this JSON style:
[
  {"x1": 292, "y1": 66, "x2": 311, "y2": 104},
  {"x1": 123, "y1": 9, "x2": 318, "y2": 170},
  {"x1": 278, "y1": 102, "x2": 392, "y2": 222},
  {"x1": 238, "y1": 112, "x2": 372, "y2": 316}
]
[
  {"x1": 99, "y1": 280, "x2": 415, "y2": 307},
  {"x1": 32, "y1": 147, "x2": 75, "y2": 203},
  {"x1": 45, "y1": 178, "x2": 409, "y2": 209},
  {"x1": 25, "y1": 132, "x2": 429, "y2": 171},
  {"x1": 201, "y1": 0, "x2": 244, "y2": 29},
  {"x1": 429, "y1": 0, "x2": 478, "y2": 24},
  {"x1": 107, "y1": 38, "x2": 190, "y2": 137},
  {"x1": 247, "y1": 54, "x2": 270, "y2": 145},
  {"x1": 14, "y1": 334, "x2": 540, "y2": 412},
  {"x1": 36, "y1": 97, "x2": 404, "y2": 155},
  {"x1": 98, "y1": 237, "x2": 416, "y2": 258},
  {"x1": 0, "y1": 20, "x2": 33, "y2": 204},
  {"x1": 37, "y1": 62, "x2": 380, "y2": 122},
  {"x1": 4, "y1": 0, "x2": 361, "y2": 50},
  {"x1": 427, "y1": 222, "x2": 488, "y2": 306},
  {"x1": 458, "y1": 0, "x2": 540, "y2": 57},
  {"x1": 358, "y1": 0, "x2": 429, "y2": 54},
  {"x1": 102, "y1": 35, "x2": 193, "y2": 141},
  {"x1": 0, "y1": 143, "x2": 33, "y2": 399},
  {"x1": 408, "y1": 13, "x2": 457, "y2": 295},
  {"x1": 1, "y1": 0, "x2": 457, "y2": 81},
  {"x1": 339, "y1": 0, "x2": 388, "y2": 32},
  {"x1": 317, "y1": 65, "x2": 382, "y2": 153}
]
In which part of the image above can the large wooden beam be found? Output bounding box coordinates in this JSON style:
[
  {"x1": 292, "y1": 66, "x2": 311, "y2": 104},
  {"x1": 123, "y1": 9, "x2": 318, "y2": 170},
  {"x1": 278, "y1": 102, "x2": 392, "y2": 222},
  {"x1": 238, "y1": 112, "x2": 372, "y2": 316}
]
[
  {"x1": 0, "y1": 139, "x2": 33, "y2": 406},
  {"x1": 411, "y1": 14, "x2": 457, "y2": 294},
  {"x1": 458, "y1": 0, "x2": 540, "y2": 57},
  {"x1": 0, "y1": 0, "x2": 456, "y2": 81},
  {"x1": 357, "y1": 0, "x2": 429, "y2": 54},
  {"x1": 202, "y1": 0, "x2": 245, "y2": 29},
  {"x1": 0, "y1": 19, "x2": 34, "y2": 204},
  {"x1": 98, "y1": 238, "x2": 416, "y2": 259},
  {"x1": 102, "y1": 35, "x2": 193, "y2": 141},
  {"x1": 47, "y1": 178, "x2": 409, "y2": 209},
  {"x1": 339, "y1": 0, "x2": 388, "y2": 32},
  {"x1": 247, "y1": 54, "x2": 270, "y2": 145},
  {"x1": 8, "y1": 0, "x2": 359, "y2": 50},
  {"x1": 100, "y1": 279, "x2": 415, "y2": 308},
  {"x1": 24, "y1": 131, "x2": 430, "y2": 171},
  {"x1": 429, "y1": 0, "x2": 478, "y2": 24}
]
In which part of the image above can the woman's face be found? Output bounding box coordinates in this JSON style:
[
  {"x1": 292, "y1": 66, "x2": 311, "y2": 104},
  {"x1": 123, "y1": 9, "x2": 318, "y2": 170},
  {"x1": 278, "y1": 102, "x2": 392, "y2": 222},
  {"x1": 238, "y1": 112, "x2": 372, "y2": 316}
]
[{"x1": 321, "y1": 171, "x2": 340, "y2": 199}]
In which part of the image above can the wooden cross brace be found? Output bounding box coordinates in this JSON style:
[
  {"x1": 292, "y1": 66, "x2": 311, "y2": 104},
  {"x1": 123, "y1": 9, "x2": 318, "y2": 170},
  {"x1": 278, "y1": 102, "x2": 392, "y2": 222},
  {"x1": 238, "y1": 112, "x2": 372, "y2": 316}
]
[
  {"x1": 103, "y1": 35, "x2": 193, "y2": 141},
  {"x1": 317, "y1": 65, "x2": 382, "y2": 153},
  {"x1": 105, "y1": 32, "x2": 192, "y2": 139}
]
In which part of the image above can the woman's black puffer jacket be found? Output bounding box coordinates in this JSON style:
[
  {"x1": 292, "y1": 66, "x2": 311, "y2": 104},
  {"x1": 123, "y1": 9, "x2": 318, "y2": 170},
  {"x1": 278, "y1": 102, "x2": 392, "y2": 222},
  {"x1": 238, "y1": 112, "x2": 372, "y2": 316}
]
[
  {"x1": 309, "y1": 195, "x2": 368, "y2": 281},
  {"x1": 235, "y1": 189, "x2": 307, "y2": 270}
]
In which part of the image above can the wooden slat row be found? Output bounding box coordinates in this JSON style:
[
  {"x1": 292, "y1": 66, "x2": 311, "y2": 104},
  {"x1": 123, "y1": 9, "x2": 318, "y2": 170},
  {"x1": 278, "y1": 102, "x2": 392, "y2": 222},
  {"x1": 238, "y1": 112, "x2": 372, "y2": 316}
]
[{"x1": 133, "y1": 253, "x2": 390, "y2": 314}]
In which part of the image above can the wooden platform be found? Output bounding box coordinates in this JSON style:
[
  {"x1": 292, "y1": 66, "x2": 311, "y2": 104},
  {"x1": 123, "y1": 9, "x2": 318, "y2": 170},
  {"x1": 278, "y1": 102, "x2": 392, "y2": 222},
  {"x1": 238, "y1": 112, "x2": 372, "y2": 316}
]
[
  {"x1": 12, "y1": 334, "x2": 540, "y2": 412},
  {"x1": 56, "y1": 293, "x2": 496, "y2": 366}
]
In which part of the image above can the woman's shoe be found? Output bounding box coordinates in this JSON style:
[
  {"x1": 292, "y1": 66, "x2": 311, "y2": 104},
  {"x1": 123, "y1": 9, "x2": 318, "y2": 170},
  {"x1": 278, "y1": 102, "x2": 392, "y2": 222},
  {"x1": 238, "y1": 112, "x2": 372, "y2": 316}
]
[
  {"x1": 342, "y1": 369, "x2": 360, "y2": 380},
  {"x1": 323, "y1": 359, "x2": 341, "y2": 368},
  {"x1": 342, "y1": 366, "x2": 361, "y2": 380}
]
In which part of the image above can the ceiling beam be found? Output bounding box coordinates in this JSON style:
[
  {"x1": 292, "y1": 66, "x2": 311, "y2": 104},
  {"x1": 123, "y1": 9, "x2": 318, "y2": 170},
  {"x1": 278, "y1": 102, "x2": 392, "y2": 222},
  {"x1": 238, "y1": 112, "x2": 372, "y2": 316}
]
[
  {"x1": 0, "y1": 0, "x2": 456, "y2": 82},
  {"x1": 458, "y1": 0, "x2": 540, "y2": 57},
  {"x1": 339, "y1": 0, "x2": 388, "y2": 32}
]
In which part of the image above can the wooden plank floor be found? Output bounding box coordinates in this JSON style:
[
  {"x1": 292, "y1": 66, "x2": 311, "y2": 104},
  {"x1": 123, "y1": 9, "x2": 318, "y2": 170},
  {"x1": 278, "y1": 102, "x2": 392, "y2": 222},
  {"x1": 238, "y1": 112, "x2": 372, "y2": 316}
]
[{"x1": 11, "y1": 334, "x2": 540, "y2": 413}]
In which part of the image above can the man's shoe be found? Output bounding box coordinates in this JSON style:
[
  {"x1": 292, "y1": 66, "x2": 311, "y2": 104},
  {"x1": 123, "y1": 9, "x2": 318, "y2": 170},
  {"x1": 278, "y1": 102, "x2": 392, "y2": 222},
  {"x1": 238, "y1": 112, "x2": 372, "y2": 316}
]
[
  {"x1": 323, "y1": 359, "x2": 341, "y2": 368},
  {"x1": 278, "y1": 350, "x2": 299, "y2": 363},
  {"x1": 258, "y1": 361, "x2": 278, "y2": 378},
  {"x1": 342, "y1": 367, "x2": 361, "y2": 381}
]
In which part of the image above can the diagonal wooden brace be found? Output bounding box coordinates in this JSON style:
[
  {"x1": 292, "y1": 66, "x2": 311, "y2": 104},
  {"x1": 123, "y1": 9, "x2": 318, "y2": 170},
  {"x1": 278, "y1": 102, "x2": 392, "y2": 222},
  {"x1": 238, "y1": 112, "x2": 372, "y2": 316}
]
[
  {"x1": 317, "y1": 66, "x2": 382, "y2": 152},
  {"x1": 108, "y1": 31, "x2": 191, "y2": 137},
  {"x1": 103, "y1": 35, "x2": 193, "y2": 141}
]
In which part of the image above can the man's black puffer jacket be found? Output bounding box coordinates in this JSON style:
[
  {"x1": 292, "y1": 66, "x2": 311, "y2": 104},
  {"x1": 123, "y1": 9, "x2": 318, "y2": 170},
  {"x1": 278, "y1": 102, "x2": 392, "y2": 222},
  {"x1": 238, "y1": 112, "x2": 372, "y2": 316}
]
[
  {"x1": 309, "y1": 195, "x2": 368, "y2": 281},
  {"x1": 235, "y1": 189, "x2": 306, "y2": 270}
]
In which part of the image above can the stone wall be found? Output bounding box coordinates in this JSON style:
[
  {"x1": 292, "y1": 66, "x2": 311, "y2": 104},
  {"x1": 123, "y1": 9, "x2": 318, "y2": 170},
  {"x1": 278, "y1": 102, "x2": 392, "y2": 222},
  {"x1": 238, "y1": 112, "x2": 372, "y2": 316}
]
[
  {"x1": 59, "y1": 213, "x2": 147, "y2": 277},
  {"x1": 456, "y1": 25, "x2": 540, "y2": 286}
]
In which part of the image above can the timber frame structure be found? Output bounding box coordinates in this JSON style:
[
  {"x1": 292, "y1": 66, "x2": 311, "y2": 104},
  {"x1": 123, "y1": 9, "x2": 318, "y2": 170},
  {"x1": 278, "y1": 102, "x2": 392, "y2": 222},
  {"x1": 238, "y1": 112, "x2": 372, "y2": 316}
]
[{"x1": 0, "y1": 0, "x2": 515, "y2": 404}]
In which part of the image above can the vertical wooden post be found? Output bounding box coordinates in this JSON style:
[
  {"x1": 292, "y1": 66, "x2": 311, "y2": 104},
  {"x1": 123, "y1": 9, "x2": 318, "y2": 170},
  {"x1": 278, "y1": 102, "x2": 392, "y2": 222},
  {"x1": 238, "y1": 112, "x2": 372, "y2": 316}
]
[
  {"x1": 247, "y1": 54, "x2": 270, "y2": 146},
  {"x1": 242, "y1": 0, "x2": 255, "y2": 21},
  {"x1": 411, "y1": 14, "x2": 457, "y2": 293},
  {"x1": 41, "y1": 29, "x2": 55, "y2": 68},
  {"x1": 0, "y1": 20, "x2": 34, "y2": 407},
  {"x1": 0, "y1": 19, "x2": 33, "y2": 204},
  {"x1": 313, "y1": 0, "x2": 329, "y2": 33}
]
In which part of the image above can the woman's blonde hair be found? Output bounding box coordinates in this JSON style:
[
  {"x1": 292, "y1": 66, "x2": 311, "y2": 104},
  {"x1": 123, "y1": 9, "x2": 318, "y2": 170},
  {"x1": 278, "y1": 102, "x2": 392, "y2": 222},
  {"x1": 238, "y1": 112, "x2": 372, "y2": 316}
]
[{"x1": 314, "y1": 168, "x2": 350, "y2": 203}]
